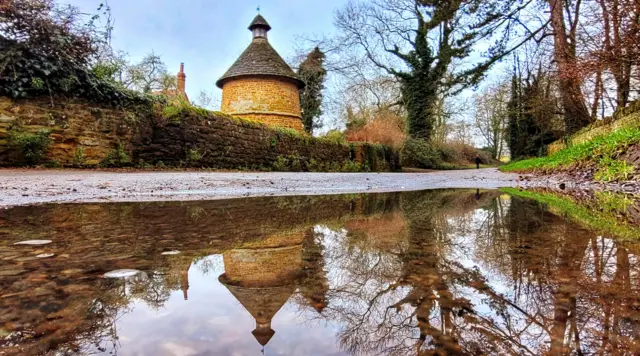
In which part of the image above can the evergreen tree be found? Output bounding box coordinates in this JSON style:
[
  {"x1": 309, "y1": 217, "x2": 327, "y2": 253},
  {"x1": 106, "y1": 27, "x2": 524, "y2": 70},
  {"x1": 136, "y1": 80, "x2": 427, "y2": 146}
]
[
  {"x1": 507, "y1": 74, "x2": 526, "y2": 159},
  {"x1": 507, "y1": 68, "x2": 560, "y2": 159},
  {"x1": 298, "y1": 47, "x2": 327, "y2": 134}
]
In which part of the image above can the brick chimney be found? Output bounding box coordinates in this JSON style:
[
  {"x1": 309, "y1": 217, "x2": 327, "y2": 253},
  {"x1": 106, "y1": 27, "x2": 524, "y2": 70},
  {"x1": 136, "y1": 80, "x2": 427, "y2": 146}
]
[{"x1": 177, "y1": 63, "x2": 186, "y2": 93}]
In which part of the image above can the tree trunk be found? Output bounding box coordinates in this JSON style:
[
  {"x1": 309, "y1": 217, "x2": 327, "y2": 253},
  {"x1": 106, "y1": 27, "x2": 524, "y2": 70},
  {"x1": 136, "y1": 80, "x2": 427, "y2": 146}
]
[{"x1": 548, "y1": 0, "x2": 592, "y2": 134}]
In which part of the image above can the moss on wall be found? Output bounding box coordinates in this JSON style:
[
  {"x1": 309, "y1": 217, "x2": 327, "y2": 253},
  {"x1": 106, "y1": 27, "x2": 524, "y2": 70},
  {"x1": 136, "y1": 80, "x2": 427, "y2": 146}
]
[
  {"x1": 137, "y1": 105, "x2": 400, "y2": 172},
  {"x1": 0, "y1": 96, "x2": 147, "y2": 167},
  {"x1": 548, "y1": 100, "x2": 640, "y2": 154},
  {"x1": 0, "y1": 97, "x2": 399, "y2": 171}
]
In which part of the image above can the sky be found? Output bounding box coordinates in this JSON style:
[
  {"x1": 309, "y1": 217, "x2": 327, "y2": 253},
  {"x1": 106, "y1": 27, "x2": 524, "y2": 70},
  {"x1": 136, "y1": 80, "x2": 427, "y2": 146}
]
[
  {"x1": 63, "y1": 0, "x2": 344, "y2": 105},
  {"x1": 61, "y1": 0, "x2": 504, "y2": 144}
]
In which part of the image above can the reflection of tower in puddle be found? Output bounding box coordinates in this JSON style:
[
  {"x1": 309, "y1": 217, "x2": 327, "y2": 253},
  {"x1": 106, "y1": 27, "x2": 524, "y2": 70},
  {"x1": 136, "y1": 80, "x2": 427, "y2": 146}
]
[{"x1": 219, "y1": 230, "x2": 304, "y2": 348}]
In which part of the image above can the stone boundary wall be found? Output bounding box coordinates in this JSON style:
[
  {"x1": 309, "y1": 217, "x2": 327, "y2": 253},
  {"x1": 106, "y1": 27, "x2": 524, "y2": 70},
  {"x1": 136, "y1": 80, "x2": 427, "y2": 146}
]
[
  {"x1": 0, "y1": 97, "x2": 399, "y2": 171},
  {"x1": 0, "y1": 96, "x2": 141, "y2": 166},
  {"x1": 137, "y1": 108, "x2": 400, "y2": 172},
  {"x1": 548, "y1": 100, "x2": 640, "y2": 154}
]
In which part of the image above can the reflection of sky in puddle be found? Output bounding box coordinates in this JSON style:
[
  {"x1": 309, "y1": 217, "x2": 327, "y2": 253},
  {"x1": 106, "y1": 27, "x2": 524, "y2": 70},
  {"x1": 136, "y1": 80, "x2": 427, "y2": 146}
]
[{"x1": 86, "y1": 255, "x2": 345, "y2": 356}]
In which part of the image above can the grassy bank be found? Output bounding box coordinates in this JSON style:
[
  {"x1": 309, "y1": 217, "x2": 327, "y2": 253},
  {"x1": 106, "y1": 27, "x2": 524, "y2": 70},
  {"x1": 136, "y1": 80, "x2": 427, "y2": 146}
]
[
  {"x1": 502, "y1": 188, "x2": 640, "y2": 239},
  {"x1": 501, "y1": 128, "x2": 640, "y2": 181}
]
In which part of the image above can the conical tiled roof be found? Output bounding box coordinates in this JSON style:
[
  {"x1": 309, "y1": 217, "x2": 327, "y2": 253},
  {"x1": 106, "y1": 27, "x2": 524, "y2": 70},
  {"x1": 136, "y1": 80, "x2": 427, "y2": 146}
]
[
  {"x1": 248, "y1": 14, "x2": 271, "y2": 31},
  {"x1": 218, "y1": 274, "x2": 294, "y2": 323},
  {"x1": 219, "y1": 273, "x2": 295, "y2": 346},
  {"x1": 216, "y1": 16, "x2": 304, "y2": 89}
]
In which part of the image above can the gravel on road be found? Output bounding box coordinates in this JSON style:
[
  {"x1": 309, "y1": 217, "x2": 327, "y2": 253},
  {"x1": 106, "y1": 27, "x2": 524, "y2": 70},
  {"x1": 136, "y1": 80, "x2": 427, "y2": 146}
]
[{"x1": 0, "y1": 168, "x2": 523, "y2": 208}]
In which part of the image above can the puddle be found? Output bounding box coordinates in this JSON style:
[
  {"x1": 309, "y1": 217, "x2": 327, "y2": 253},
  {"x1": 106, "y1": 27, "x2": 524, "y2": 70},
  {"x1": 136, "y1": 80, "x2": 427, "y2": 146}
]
[{"x1": 0, "y1": 189, "x2": 639, "y2": 355}]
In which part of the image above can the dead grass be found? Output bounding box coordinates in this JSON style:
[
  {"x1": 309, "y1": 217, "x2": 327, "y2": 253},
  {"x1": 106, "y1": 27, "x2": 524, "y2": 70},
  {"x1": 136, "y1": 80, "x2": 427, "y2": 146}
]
[{"x1": 345, "y1": 111, "x2": 407, "y2": 149}]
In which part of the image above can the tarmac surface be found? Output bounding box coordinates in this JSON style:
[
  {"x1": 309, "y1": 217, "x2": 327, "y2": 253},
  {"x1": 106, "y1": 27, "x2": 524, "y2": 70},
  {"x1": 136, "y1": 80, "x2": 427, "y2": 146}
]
[{"x1": 0, "y1": 168, "x2": 523, "y2": 208}]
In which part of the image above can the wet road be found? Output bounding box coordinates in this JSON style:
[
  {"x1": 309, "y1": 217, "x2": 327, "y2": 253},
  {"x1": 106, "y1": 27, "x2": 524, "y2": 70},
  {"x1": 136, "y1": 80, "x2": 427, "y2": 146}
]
[{"x1": 0, "y1": 168, "x2": 522, "y2": 207}]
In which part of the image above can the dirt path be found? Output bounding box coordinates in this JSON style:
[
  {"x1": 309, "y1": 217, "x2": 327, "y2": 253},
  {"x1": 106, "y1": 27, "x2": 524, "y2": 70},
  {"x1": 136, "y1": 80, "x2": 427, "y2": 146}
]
[{"x1": 0, "y1": 168, "x2": 523, "y2": 208}]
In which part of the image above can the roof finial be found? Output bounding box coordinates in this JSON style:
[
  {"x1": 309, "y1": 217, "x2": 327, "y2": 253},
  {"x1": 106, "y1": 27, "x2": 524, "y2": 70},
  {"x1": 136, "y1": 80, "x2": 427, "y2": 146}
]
[
  {"x1": 248, "y1": 13, "x2": 271, "y2": 39},
  {"x1": 257, "y1": 5, "x2": 260, "y2": 13}
]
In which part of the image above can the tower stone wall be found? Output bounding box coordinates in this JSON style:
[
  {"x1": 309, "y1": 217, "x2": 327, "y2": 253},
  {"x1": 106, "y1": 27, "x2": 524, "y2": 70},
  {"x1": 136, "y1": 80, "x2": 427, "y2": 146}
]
[{"x1": 221, "y1": 76, "x2": 303, "y2": 131}]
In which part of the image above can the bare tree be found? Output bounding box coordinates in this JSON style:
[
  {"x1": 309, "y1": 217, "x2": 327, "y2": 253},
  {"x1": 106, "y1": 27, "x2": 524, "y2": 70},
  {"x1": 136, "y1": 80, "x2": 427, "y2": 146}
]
[
  {"x1": 333, "y1": 0, "x2": 546, "y2": 140},
  {"x1": 546, "y1": 0, "x2": 593, "y2": 133},
  {"x1": 592, "y1": 0, "x2": 640, "y2": 108},
  {"x1": 122, "y1": 52, "x2": 174, "y2": 93},
  {"x1": 474, "y1": 82, "x2": 510, "y2": 159}
]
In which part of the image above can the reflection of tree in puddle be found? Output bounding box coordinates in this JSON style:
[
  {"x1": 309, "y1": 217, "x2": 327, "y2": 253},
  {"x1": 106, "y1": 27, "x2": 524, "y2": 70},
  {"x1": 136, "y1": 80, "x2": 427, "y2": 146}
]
[
  {"x1": 302, "y1": 190, "x2": 640, "y2": 355},
  {"x1": 0, "y1": 252, "x2": 196, "y2": 355}
]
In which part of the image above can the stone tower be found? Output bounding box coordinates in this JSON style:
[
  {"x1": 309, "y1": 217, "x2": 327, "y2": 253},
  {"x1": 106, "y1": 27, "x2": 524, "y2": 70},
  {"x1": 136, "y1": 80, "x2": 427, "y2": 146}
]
[{"x1": 217, "y1": 15, "x2": 305, "y2": 133}]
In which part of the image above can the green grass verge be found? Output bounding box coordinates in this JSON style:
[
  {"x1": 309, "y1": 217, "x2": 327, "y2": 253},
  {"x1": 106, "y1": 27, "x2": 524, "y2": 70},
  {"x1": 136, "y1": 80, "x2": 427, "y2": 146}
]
[
  {"x1": 501, "y1": 188, "x2": 640, "y2": 240},
  {"x1": 501, "y1": 128, "x2": 640, "y2": 181}
]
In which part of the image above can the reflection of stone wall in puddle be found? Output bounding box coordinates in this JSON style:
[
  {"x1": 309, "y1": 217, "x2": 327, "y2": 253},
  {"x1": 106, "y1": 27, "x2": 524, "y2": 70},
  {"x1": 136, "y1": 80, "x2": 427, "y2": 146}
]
[
  {"x1": 0, "y1": 193, "x2": 404, "y2": 353},
  {"x1": 219, "y1": 230, "x2": 304, "y2": 347}
]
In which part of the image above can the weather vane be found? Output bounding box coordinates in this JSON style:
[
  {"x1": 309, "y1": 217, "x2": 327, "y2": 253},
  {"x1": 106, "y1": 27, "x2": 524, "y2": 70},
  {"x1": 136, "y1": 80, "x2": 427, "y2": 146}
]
[{"x1": 257, "y1": 5, "x2": 260, "y2": 13}]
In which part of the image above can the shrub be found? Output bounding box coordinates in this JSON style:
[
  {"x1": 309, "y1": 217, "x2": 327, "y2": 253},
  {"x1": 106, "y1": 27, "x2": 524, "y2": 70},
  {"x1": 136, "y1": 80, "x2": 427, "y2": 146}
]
[
  {"x1": 100, "y1": 143, "x2": 130, "y2": 168},
  {"x1": 305, "y1": 159, "x2": 319, "y2": 172},
  {"x1": 187, "y1": 148, "x2": 202, "y2": 163},
  {"x1": 400, "y1": 139, "x2": 442, "y2": 169},
  {"x1": 341, "y1": 160, "x2": 362, "y2": 172},
  {"x1": 272, "y1": 156, "x2": 289, "y2": 171},
  {"x1": 435, "y1": 142, "x2": 463, "y2": 163},
  {"x1": 0, "y1": 0, "x2": 157, "y2": 111},
  {"x1": 7, "y1": 128, "x2": 52, "y2": 166},
  {"x1": 322, "y1": 130, "x2": 347, "y2": 145},
  {"x1": 439, "y1": 141, "x2": 491, "y2": 164},
  {"x1": 72, "y1": 146, "x2": 85, "y2": 167},
  {"x1": 345, "y1": 110, "x2": 407, "y2": 149},
  {"x1": 137, "y1": 159, "x2": 153, "y2": 169},
  {"x1": 291, "y1": 156, "x2": 303, "y2": 172}
]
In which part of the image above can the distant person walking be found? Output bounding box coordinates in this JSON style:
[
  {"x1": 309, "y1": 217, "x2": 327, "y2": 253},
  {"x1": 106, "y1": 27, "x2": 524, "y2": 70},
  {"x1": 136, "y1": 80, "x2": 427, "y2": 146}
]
[{"x1": 474, "y1": 155, "x2": 482, "y2": 169}]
